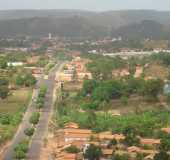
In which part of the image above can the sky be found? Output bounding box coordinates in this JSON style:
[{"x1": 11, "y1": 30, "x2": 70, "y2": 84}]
[{"x1": 0, "y1": 0, "x2": 170, "y2": 11}]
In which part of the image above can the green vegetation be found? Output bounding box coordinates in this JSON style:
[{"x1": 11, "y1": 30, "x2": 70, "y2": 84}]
[
  {"x1": 0, "y1": 89, "x2": 32, "y2": 145},
  {"x1": 44, "y1": 62, "x2": 55, "y2": 75},
  {"x1": 0, "y1": 78, "x2": 9, "y2": 99},
  {"x1": 14, "y1": 139, "x2": 29, "y2": 160},
  {"x1": 84, "y1": 144, "x2": 102, "y2": 160},
  {"x1": 86, "y1": 55, "x2": 126, "y2": 80},
  {"x1": 24, "y1": 127, "x2": 35, "y2": 137},
  {"x1": 54, "y1": 52, "x2": 72, "y2": 61},
  {"x1": 35, "y1": 85, "x2": 47, "y2": 109},
  {"x1": 15, "y1": 73, "x2": 37, "y2": 87},
  {"x1": 29, "y1": 112, "x2": 40, "y2": 125},
  {"x1": 65, "y1": 145, "x2": 80, "y2": 153}
]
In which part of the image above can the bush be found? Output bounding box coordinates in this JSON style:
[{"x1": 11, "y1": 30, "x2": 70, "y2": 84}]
[
  {"x1": 29, "y1": 112, "x2": 40, "y2": 125},
  {"x1": 0, "y1": 114, "x2": 11, "y2": 125},
  {"x1": 14, "y1": 150, "x2": 26, "y2": 159},
  {"x1": 36, "y1": 97, "x2": 44, "y2": 109},
  {"x1": 14, "y1": 139, "x2": 29, "y2": 159},
  {"x1": 120, "y1": 96, "x2": 129, "y2": 105},
  {"x1": 65, "y1": 145, "x2": 80, "y2": 153},
  {"x1": 24, "y1": 127, "x2": 35, "y2": 137},
  {"x1": 39, "y1": 85, "x2": 47, "y2": 98}
]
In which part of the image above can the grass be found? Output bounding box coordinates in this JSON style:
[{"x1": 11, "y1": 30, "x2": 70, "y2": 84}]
[
  {"x1": 109, "y1": 97, "x2": 163, "y2": 115},
  {"x1": 0, "y1": 88, "x2": 32, "y2": 146},
  {"x1": 0, "y1": 88, "x2": 32, "y2": 113}
]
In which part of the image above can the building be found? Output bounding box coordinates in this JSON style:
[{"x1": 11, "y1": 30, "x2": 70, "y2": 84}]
[
  {"x1": 134, "y1": 65, "x2": 143, "y2": 78},
  {"x1": 112, "y1": 69, "x2": 130, "y2": 78},
  {"x1": 64, "y1": 129, "x2": 92, "y2": 142},
  {"x1": 7, "y1": 62, "x2": 24, "y2": 67}
]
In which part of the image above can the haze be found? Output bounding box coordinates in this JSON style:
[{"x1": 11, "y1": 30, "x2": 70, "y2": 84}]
[{"x1": 0, "y1": 0, "x2": 170, "y2": 11}]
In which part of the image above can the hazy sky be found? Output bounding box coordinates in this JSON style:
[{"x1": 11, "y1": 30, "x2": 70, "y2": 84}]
[{"x1": 0, "y1": 0, "x2": 170, "y2": 11}]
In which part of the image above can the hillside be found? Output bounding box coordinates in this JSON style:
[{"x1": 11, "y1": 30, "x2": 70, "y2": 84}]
[{"x1": 1, "y1": 10, "x2": 170, "y2": 39}]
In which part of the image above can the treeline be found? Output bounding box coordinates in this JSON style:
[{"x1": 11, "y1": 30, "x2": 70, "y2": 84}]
[
  {"x1": 86, "y1": 55, "x2": 126, "y2": 80},
  {"x1": 80, "y1": 78, "x2": 163, "y2": 104}
]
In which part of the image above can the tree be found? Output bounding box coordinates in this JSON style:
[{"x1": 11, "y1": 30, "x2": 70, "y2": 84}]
[
  {"x1": 14, "y1": 139, "x2": 29, "y2": 159},
  {"x1": 29, "y1": 112, "x2": 40, "y2": 125},
  {"x1": 107, "y1": 139, "x2": 117, "y2": 149},
  {"x1": 159, "y1": 135, "x2": 170, "y2": 151},
  {"x1": 84, "y1": 144, "x2": 102, "y2": 160},
  {"x1": 123, "y1": 127, "x2": 140, "y2": 146},
  {"x1": 86, "y1": 110, "x2": 97, "y2": 128},
  {"x1": 72, "y1": 69, "x2": 78, "y2": 83},
  {"x1": 0, "y1": 58, "x2": 7, "y2": 69},
  {"x1": 81, "y1": 80, "x2": 98, "y2": 96},
  {"x1": 16, "y1": 75, "x2": 25, "y2": 86},
  {"x1": 65, "y1": 145, "x2": 80, "y2": 153},
  {"x1": 24, "y1": 74, "x2": 37, "y2": 87},
  {"x1": 154, "y1": 151, "x2": 169, "y2": 160},
  {"x1": 36, "y1": 97, "x2": 44, "y2": 109},
  {"x1": 112, "y1": 154, "x2": 129, "y2": 160},
  {"x1": 144, "y1": 79, "x2": 163, "y2": 100},
  {"x1": 24, "y1": 127, "x2": 34, "y2": 137},
  {"x1": 81, "y1": 102, "x2": 99, "y2": 111},
  {"x1": 0, "y1": 86, "x2": 9, "y2": 99},
  {"x1": 14, "y1": 150, "x2": 26, "y2": 159},
  {"x1": 120, "y1": 96, "x2": 128, "y2": 105},
  {"x1": 15, "y1": 73, "x2": 36, "y2": 87}
]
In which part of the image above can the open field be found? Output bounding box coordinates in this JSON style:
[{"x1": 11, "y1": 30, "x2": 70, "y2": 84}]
[
  {"x1": 145, "y1": 62, "x2": 170, "y2": 80},
  {"x1": 0, "y1": 88, "x2": 32, "y2": 113},
  {"x1": 0, "y1": 88, "x2": 32, "y2": 147}
]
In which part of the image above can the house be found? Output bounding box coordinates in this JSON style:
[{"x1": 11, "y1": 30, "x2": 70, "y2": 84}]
[
  {"x1": 112, "y1": 69, "x2": 130, "y2": 78},
  {"x1": 58, "y1": 72, "x2": 73, "y2": 82},
  {"x1": 64, "y1": 129, "x2": 92, "y2": 142},
  {"x1": 64, "y1": 122, "x2": 79, "y2": 129},
  {"x1": 144, "y1": 154, "x2": 155, "y2": 160},
  {"x1": 97, "y1": 133, "x2": 125, "y2": 142},
  {"x1": 27, "y1": 56, "x2": 40, "y2": 64},
  {"x1": 102, "y1": 149, "x2": 113, "y2": 157},
  {"x1": 57, "y1": 153, "x2": 77, "y2": 160},
  {"x1": 161, "y1": 127, "x2": 170, "y2": 134},
  {"x1": 127, "y1": 146, "x2": 141, "y2": 153},
  {"x1": 77, "y1": 72, "x2": 92, "y2": 81},
  {"x1": 134, "y1": 66, "x2": 143, "y2": 78},
  {"x1": 140, "y1": 138, "x2": 160, "y2": 146},
  {"x1": 7, "y1": 62, "x2": 24, "y2": 67}
]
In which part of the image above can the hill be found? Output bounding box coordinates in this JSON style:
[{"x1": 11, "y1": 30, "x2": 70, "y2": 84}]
[{"x1": 1, "y1": 10, "x2": 170, "y2": 39}]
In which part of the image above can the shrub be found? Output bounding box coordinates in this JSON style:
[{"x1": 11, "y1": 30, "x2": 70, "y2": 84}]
[
  {"x1": 29, "y1": 112, "x2": 40, "y2": 125},
  {"x1": 65, "y1": 145, "x2": 80, "y2": 153},
  {"x1": 24, "y1": 127, "x2": 35, "y2": 137},
  {"x1": 120, "y1": 96, "x2": 129, "y2": 105},
  {"x1": 14, "y1": 139, "x2": 29, "y2": 159}
]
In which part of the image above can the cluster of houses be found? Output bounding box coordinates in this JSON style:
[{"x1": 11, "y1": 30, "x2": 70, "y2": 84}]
[
  {"x1": 40, "y1": 122, "x2": 170, "y2": 160},
  {"x1": 58, "y1": 57, "x2": 92, "y2": 82}
]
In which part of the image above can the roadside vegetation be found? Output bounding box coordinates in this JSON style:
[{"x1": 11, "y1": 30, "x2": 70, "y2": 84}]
[{"x1": 13, "y1": 85, "x2": 47, "y2": 159}]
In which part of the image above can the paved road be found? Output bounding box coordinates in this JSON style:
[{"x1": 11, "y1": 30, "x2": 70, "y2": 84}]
[
  {"x1": 3, "y1": 89, "x2": 39, "y2": 160},
  {"x1": 27, "y1": 63, "x2": 65, "y2": 160},
  {"x1": 3, "y1": 62, "x2": 65, "y2": 160}
]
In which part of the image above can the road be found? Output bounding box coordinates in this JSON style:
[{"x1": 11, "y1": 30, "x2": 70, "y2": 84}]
[
  {"x1": 3, "y1": 62, "x2": 65, "y2": 160},
  {"x1": 27, "y1": 62, "x2": 65, "y2": 160}
]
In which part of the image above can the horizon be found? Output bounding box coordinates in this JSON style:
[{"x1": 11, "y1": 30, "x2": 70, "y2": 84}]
[
  {"x1": 0, "y1": 8, "x2": 170, "y2": 12},
  {"x1": 0, "y1": 0, "x2": 170, "y2": 11}
]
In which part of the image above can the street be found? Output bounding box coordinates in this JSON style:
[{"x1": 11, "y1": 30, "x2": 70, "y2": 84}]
[{"x1": 3, "y1": 62, "x2": 65, "y2": 160}]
